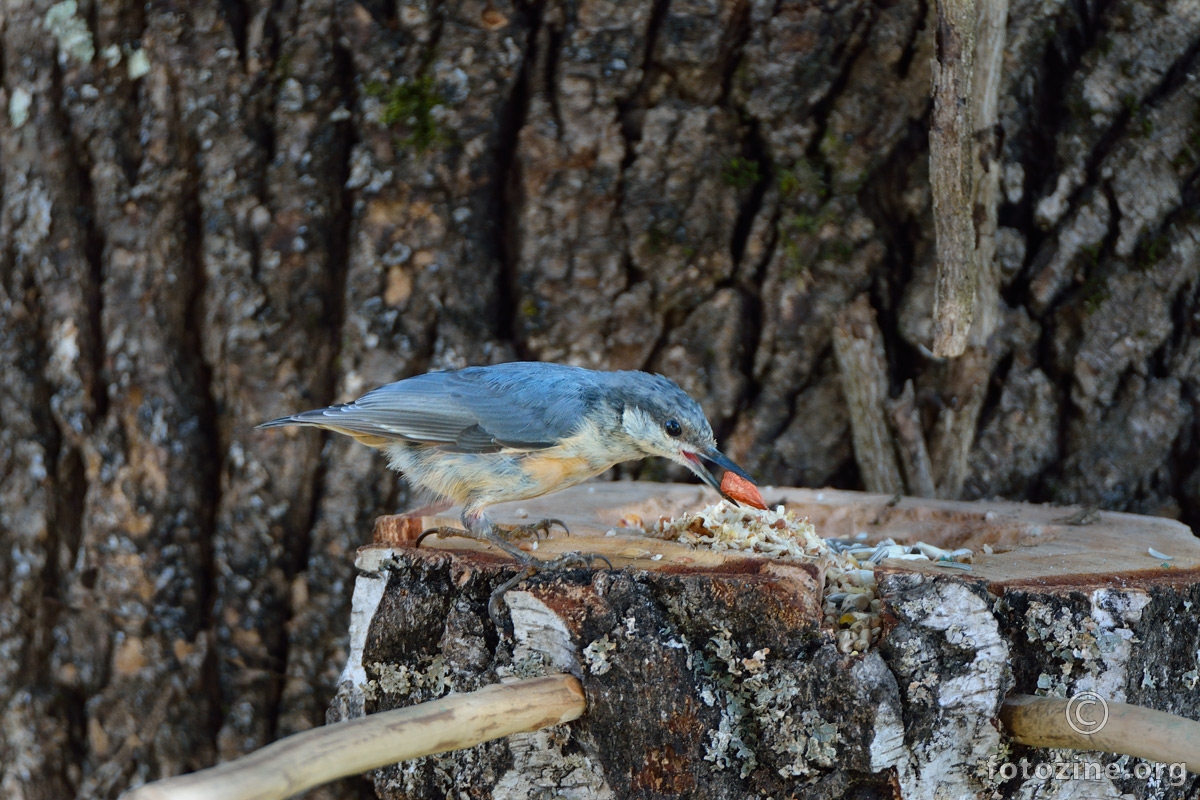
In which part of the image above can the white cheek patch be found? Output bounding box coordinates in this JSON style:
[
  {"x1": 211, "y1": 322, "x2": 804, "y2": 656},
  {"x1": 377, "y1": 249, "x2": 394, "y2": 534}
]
[
  {"x1": 620, "y1": 407, "x2": 653, "y2": 438},
  {"x1": 620, "y1": 407, "x2": 671, "y2": 457}
]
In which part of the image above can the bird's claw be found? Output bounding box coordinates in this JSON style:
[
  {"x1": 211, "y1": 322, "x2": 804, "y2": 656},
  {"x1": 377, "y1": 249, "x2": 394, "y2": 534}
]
[
  {"x1": 540, "y1": 551, "x2": 613, "y2": 570},
  {"x1": 505, "y1": 518, "x2": 570, "y2": 542},
  {"x1": 414, "y1": 526, "x2": 463, "y2": 549},
  {"x1": 415, "y1": 525, "x2": 537, "y2": 565}
]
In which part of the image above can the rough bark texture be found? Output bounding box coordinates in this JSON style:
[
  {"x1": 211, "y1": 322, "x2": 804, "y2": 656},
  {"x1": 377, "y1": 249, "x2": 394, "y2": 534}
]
[
  {"x1": 2, "y1": 0, "x2": 1200, "y2": 796},
  {"x1": 337, "y1": 548, "x2": 939, "y2": 800},
  {"x1": 335, "y1": 541, "x2": 1200, "y2": 800}
]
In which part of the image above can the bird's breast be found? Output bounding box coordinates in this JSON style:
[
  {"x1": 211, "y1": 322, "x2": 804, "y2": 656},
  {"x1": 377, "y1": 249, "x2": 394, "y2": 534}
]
[
  {"x1": 386, "y1": 443, "x2": 616, "y2": 505},
  {"x1": 518, "y1": 452, "x2": 600, "y2": 491}
]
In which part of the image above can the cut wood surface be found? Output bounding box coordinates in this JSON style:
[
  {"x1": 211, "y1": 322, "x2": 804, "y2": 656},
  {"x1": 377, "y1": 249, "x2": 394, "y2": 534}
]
[
  {"x1": 374, "y1": 481, "x2": 1200, "y2": 588},
  {"x1": 346, "y1": 482, "x2": 1200, "y2": 800}
]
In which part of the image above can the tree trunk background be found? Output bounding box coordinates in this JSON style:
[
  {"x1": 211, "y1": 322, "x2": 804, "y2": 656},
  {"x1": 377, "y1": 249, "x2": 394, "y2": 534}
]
[{"x1": 1, "y1": 0, "x2": 1198, "y2": 796}]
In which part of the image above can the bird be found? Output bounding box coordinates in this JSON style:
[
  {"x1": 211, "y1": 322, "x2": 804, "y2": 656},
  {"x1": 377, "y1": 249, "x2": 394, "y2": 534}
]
[{"x1": 259, "y1": 362, "x2": 755, "y2": 601}]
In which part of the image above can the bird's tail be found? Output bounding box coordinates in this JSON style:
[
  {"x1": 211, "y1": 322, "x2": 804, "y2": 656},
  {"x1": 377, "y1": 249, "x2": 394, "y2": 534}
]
[
  {"x1": 256, "y1": 406, "x2": 349, "y2": 429},
  {"x1": 256, "y1": 409, "x2": 396, "y2": 447},
  {"x1": 256, "y1": 415, "x2": 300, "y2": 429}
]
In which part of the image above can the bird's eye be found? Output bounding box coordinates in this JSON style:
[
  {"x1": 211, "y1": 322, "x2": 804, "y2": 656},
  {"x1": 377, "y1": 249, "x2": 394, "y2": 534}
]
[{"x1": 664, "y1": 419, "x2": 682, "y2": 438}]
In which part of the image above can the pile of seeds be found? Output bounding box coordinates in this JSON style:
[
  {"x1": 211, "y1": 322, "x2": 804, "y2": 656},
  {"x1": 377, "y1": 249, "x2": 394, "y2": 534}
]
[
  {"x1": 828, "y1": 537, "x2": 975, "y2": 570},
  {"x1": 647, "y1": 501, "x2": 973, "y2": 655}
]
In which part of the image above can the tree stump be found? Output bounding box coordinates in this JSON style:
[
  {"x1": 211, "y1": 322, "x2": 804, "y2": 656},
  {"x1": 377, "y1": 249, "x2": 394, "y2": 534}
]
[{"x1": 330, "y1": 483, "x2": 1200, "y2": 799}]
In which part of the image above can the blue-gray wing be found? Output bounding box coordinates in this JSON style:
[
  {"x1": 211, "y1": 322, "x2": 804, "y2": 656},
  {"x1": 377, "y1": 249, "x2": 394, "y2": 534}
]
[{"x1": 258, "y1": 363, "x2": 605, "y2": 453}]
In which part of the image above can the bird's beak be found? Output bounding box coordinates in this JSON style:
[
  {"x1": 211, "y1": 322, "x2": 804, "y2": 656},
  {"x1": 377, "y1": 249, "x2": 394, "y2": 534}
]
[{"x1": 681, "y1": 448, "x2": 757, "y2": 503}]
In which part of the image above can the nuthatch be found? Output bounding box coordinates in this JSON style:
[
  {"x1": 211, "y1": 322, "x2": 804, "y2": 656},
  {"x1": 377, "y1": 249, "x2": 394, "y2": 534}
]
[{"x1": 260, "y1": 362, "x2": 754, "y2": 569}]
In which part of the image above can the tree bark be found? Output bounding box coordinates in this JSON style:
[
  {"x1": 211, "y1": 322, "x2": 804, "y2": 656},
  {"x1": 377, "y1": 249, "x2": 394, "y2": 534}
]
[{"x1": 2, "y1": 0, "x2": 1199, "y2": 796}]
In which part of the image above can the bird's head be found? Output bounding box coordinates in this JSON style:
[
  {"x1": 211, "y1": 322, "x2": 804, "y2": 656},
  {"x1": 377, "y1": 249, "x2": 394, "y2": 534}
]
[{"x1": 612, "y1": 373, "x2": 756, "y2": 502}]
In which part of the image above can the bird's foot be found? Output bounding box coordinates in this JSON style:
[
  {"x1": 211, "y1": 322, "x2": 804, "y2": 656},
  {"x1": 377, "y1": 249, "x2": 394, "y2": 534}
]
[
  {"x1": 414, "y1": 526, "x2": 536, "y2": 564},
  {"x1": 539, "y1": 550, "x2": 613, "y2": 570},
  {"x1": 414, "y1": 526, "x2": 474, "y2": 549},
  {"x1": 504, "y1": 518, "x2": 569, "y2": 542},
  {"x1": 414, "y1": 518, "x2": 566, "y2": 548},
  {"x1": 486, "y1": 551, "x2": 614, "y2": 627}
]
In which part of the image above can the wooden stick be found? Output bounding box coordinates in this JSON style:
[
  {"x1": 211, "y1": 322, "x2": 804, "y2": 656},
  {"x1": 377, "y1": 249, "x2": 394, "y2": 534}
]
[
  {"x1": 929, "y1": 0, "x2": 978, "y2": 357},
  {"x1": 967, "y1": 0, "x2": 1008, "y2": 346},
  {"x1": 1000, "y1": 694, "x2": 1200, "y2": 774},
  {"x1": 122, "y1": 674, "x2": 587, "y2": 800},
  {"x1": 886, "y1": 379, "x2": 936, "y2": 497},
  {"x1": 929, "y1": 346, "x2": 989, "y2": 498},
  {"x1": 832, "y1": 295, "x2": 905, "y2": 495}
]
